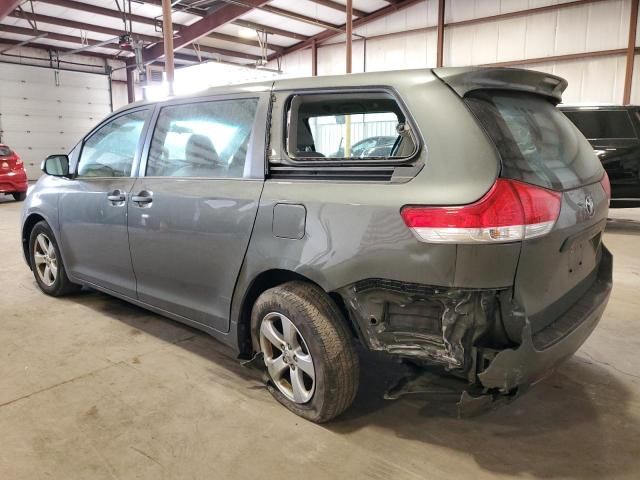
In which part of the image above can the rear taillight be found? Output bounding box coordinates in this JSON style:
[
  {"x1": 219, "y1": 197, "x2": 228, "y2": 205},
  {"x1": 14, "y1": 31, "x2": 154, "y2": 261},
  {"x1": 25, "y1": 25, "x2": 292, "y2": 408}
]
[
  {"x1": 599, "y1": 171, "x2": 611, "y2": 205},
  {"x1": 10, "y1": 154, "x2": 23, "y2": 171},
  {"x1": 401, "y1": 179, "x2": 562, "y2": 243}
]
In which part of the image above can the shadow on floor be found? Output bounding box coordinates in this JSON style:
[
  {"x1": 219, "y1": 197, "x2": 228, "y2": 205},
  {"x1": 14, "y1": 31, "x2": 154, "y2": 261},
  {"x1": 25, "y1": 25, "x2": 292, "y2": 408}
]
[
  {"x1": 606, "y1": 217, "x2": 640, "y2": 235},
  {"x1": 62, "y1": 286, "x2": 639, "y2": 479},
  {"x1": 327, "y1": 350, "x2": 639, "y2": 478}
]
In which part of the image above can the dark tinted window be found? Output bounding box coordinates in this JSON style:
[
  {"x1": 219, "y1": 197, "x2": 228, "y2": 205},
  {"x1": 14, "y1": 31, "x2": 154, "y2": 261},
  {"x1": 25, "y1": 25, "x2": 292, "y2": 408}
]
[
  {"x1": 562, "y1": 110, "x2": 636, "y2": 139},
  {"x1": 465, "y1": 91, "x2": 602, "y2": 190},
  {"x1": 0, "y1": 146, "x2": 11, "y2": 156}
]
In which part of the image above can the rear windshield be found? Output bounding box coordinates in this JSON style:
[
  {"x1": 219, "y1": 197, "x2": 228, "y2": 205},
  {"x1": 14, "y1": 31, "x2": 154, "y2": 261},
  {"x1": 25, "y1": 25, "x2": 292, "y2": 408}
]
[
  {"x1": 465, "y1": 91, "x2": 602, "y2": 190},
  {"x1": 562, "y1": 109, "x2": 637, "y2": 139},
  {"x1": 0, "y1": 146, "x2": 11, "y2": 157}
]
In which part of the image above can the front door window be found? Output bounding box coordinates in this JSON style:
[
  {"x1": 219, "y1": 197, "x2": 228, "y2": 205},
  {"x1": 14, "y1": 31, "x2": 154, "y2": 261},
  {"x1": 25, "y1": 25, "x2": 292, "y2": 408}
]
[{"x1": 77, "y1": 110, "x2": 148, "y2": 177}]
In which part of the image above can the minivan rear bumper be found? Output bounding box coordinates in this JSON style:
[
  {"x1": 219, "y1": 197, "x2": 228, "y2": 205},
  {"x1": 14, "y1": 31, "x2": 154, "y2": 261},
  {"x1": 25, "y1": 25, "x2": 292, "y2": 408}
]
[
  {"x1": 476, "y1": 245, "x2": 612, "y2": 393},
  {"x1": 338, "y1": 245, "x2": 612, "y2": 410}
]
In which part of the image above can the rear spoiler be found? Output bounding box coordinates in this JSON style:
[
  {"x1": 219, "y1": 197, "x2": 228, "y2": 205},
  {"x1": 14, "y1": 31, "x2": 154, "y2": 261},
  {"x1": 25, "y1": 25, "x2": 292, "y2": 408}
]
[{"x1": 432, "y1": 67, "x2": 568, "y2": 104}]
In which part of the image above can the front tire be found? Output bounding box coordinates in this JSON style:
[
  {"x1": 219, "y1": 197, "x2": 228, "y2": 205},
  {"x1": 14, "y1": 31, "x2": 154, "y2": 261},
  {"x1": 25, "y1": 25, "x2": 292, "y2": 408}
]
[
  {"x1": 28, "y1": 221, "x2": 81, "y2": 296},
  {"x1": 13, "y1": 191, "x2": 26, "y2": 201},
  {"x1": 251, "y1": 281, "x2": 359, "y2": 423}
]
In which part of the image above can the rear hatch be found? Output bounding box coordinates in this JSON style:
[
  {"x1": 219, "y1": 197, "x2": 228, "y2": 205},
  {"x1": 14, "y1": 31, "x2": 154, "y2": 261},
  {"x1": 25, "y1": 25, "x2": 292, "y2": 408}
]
[
  {"x1": 435, "y1": 68, "x2": 608, "y2": 341},
  {"x1": 0, "y1": 145, "x2": 22, "y2": 172}
]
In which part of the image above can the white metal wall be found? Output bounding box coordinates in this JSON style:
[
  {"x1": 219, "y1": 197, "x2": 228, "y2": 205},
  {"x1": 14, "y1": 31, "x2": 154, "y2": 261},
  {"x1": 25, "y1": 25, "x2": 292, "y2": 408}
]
[
  {"x1": 273, "y1": 0, "x2": 640, "y2": 105},
  {"x1": 0, "y1": 63, "x2": 112, "y2": 179}
]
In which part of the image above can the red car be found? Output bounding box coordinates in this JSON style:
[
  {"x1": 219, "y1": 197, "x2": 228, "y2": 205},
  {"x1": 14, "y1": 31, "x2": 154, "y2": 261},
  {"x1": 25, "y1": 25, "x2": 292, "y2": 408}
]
[{"x1": 0, "y1": 144, "x2": 28, "y2": 201}]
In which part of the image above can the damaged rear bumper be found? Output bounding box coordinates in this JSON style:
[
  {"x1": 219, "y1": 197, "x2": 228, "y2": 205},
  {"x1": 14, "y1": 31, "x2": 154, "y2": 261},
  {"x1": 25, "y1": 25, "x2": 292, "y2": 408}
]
[
  {"x1": 476, "y1": 246, "x2": 612, "y2": 393},
  {"x1": 337, "y1": 246, "x2": 613, "y2": 411}
]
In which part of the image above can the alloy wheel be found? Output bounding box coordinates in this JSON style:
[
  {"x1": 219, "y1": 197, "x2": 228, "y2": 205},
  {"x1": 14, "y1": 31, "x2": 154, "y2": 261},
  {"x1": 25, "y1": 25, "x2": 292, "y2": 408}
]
[
  {"x1": 259, "y1": 312, "x2": 316, "y2": 404},
  {"x1": 33, "y1": 233, "x2": 57, "y2": 287}
]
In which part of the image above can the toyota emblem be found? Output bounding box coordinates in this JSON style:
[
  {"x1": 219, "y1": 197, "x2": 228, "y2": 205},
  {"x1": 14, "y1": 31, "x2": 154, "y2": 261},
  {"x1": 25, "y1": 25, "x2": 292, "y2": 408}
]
[{"x1": 584, "y1": 194, "x2": 595, "y2": 217}]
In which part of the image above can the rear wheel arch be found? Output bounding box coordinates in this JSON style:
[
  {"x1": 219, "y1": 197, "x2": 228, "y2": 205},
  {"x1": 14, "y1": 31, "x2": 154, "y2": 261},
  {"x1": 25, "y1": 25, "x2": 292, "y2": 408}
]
[{"x1": 236, "y1": 269, "x2": 356, "y2": 356}]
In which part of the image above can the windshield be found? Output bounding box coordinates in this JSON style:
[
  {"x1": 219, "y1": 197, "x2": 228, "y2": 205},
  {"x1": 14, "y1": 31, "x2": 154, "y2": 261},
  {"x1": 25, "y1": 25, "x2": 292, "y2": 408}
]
[{"x1": 465, "y1": 91, "x2": 602, "y2": 190}]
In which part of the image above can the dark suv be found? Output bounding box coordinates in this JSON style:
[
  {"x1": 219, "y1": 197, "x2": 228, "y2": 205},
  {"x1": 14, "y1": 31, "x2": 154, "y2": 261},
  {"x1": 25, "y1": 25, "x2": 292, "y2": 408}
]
[
  {"x1": 23, "y1": 67, "x2": 612, "y2": 422},
  {"x1": 560, "y1": 105, "x2": 640, "y2": 207}
]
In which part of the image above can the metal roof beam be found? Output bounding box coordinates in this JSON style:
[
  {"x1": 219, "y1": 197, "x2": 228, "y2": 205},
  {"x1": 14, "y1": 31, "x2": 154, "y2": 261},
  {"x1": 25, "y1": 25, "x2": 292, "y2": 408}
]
[
  {"x1": 273, "y1": 0, "x2": 422, "y2": 58},
  {"x1": 0, "y1": 24, "x2": 254, "y2": 64},
  {"x1": 0, "y1": 0, "x2": 21, "y2": 21},
  {"x1": 258, "y1": 4, "x2": 340, "y2": 30},
  {"x1": 36, "y1": 0, "x2": 164, "y2": 28},
  {"x1": 307, "y1": 0, "x2": 367, "y2": 18},
  {"x1": 142, "y1": 0, "x2": 269, "y2": 62},
  {"x1": 7, "y1": 10, "x2": 263, "y2": 60},
  {"x1": 143, "y1": 1, "x2": 313, "y2": 41},
  {"x1": 0, "y1": 24, "x2": 128, "y2": 55},
  {"x1": 32, "y1": 0, "x2": 281, "y2": 52},
  {"x1": 231, "y1": 19, "x2": 309, "y2": 40},
  {"x1": 206, "y1": 31, "x2": 284, "y2": 52},
  {"x1": 8, "y1": 11, "x2": 161, "y2": 44}
]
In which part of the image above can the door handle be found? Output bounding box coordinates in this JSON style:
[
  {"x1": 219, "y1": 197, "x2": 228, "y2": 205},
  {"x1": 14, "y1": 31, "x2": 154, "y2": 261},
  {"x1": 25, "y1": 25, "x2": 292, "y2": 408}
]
[
  {"x1": 107, "y1": 189, "x2": 126, "y2": 203},
  {"x1": 131, "y1": 190, "x2": 153, "y2": 205}
]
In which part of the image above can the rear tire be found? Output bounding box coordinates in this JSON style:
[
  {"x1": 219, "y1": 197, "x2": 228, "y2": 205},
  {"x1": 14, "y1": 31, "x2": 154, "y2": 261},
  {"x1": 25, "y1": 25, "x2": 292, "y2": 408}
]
[
  {"x1": 12, "y1": 191, "x2": 26, "y2": 201},
  {"x1": 29, "y1": 221, "x2": 81, "y2": 296},
  {"x1": 251, "y1": 281, "x2": 359, "y2": 423}
]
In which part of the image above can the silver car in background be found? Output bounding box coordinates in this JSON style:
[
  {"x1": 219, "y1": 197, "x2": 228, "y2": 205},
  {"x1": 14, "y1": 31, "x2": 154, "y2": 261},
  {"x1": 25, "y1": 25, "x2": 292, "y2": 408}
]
[{"x1": 22, "y1": 68, "x2": 612, "y2": 422}]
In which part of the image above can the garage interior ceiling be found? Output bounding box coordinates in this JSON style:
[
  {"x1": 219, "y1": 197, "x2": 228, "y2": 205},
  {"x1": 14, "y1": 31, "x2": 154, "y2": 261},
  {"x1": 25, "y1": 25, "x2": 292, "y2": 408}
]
[
  {"x1": 0, "y1": 0, "x2": 412, "y2": 66},
  {"x1": 0, "y1": 0, "x2": 639, "y2": 107}
]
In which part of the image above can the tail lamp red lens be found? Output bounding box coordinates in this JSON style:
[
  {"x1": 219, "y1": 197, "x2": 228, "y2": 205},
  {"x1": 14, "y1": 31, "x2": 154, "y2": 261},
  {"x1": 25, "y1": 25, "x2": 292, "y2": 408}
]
[
  {"x1": 13, "y1": 154, "x2": 23, "y2": 170},
  {"x1": 401, "y1": 179, "x2": 562, "y2": 243}
]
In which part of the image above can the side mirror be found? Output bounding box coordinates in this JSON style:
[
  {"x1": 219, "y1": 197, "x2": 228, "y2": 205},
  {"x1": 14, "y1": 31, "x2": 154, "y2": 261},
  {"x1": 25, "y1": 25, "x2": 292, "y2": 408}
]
[{"x1": 41, "y1": 154, "x2": 70, "y2": 177}]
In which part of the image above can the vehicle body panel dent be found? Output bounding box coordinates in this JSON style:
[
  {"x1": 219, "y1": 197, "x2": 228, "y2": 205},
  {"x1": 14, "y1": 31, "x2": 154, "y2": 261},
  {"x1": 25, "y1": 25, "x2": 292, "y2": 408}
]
[
  {"x1": 336, "y1": 279, "x2": 499, "y2": 376},
  {"x1": 477, "y1": 246, "x2": 612, "y2": 392}
]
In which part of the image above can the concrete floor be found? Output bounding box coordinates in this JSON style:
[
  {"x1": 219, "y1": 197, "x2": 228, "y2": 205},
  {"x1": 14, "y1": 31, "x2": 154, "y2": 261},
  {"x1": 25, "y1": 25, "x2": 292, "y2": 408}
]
[{"x1": 1, "y1": 195, "x2": 639, "y2": 480}]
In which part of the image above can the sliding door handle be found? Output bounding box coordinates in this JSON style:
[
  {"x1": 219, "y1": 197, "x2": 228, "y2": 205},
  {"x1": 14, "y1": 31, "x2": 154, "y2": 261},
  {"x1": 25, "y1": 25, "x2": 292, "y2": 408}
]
[
  {"x1": 131, "y1": 190, "x2": 153, "y2": 205},
  {"x1": 107, "y1": 189, "x2": 126, "y2": 203}
]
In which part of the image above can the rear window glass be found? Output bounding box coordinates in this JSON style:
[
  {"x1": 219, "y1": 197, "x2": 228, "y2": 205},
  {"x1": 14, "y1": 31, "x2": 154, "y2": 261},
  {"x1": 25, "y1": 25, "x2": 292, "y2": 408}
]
[
  {"x1": 562, "y1": 110, "x2": 636, "y2": 139},
  {"x1": 285, "y1": 92, "x2": 417, "y2": 161},
  {"x1": 0, "y1": 146, "x2": 11, "y2": 156},
  {"x1": 465, "y1": 91, "x2": 602, "y2": 190}
]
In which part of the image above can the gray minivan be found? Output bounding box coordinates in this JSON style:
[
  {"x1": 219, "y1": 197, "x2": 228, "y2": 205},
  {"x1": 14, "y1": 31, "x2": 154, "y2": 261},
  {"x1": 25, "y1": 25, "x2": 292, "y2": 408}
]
[{"x1": 22, "y1": 67, "x2": 612, "y2": 422}]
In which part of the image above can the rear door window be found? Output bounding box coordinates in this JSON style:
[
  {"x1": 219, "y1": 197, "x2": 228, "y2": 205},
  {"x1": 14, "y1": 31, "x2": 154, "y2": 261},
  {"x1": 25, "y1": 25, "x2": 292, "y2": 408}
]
[
  {"x1": 285, "y1": 92, "x2": 417, "y2": 161},
  {"x1": 146, "y1": 98, "x2": 258, "y2": 178},
  {"x1": 465, "y1": 91, "x2": 602, "y2": 190},
  {"x1": 561, "y1": 110, "x2": 637, "y2": 139}
]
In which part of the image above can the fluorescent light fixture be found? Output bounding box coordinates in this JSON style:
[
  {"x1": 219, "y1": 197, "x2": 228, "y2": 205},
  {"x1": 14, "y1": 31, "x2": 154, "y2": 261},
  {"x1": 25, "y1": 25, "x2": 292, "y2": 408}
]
[{"x1": 142, "y1": 61, "x2": 284, "y2": 101}]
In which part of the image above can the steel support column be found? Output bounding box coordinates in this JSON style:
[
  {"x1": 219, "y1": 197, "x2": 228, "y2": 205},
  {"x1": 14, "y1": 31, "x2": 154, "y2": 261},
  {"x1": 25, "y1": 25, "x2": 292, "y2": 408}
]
[
  {"x1": 624, "y1": 0, "x2": 639, "y2": 104},
  {"x1": 126, "y1": 62, "x2": 136, "y2": 104},
  {"x1": 436, "y1": 0, "x2": 445, "y2": 67},
  {"x1": 312, "y1": 39, "x2": 318, "y2": 76},
  {"x1": 161, "y1": 0, "x2": 175, "y2": 95},
  {"x1": 346, "y1": 0, "x2": 353, "y2": 73}
]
